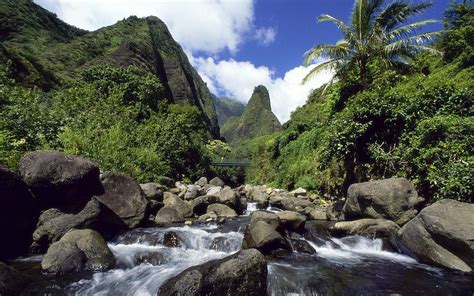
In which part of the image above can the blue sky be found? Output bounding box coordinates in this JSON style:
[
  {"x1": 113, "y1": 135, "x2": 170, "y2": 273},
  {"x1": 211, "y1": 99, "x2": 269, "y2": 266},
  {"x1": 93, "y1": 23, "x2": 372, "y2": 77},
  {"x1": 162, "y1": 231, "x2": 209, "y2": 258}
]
[{"x1": 34, "y1": 0, "x2": 450, "y2": 122}]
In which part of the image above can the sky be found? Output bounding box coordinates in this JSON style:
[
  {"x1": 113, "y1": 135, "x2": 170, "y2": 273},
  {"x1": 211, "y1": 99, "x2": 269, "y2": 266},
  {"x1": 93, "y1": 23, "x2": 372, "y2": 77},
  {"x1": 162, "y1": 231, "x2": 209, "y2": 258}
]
[{"x1": 34, "y1": 0, "x2": 450, "y2": 123}]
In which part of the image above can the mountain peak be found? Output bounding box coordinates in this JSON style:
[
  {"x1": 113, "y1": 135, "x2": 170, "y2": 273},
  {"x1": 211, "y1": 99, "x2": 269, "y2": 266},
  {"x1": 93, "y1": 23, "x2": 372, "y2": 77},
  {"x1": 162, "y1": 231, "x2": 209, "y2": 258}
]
[{"x1": 247, "y1": 85, "x2": 272, "y2": 112}]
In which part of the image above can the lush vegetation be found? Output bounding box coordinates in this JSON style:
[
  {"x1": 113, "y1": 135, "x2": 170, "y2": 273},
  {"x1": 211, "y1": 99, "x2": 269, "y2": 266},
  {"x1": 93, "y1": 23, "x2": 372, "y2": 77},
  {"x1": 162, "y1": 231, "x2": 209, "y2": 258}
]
[
  {"x1": 0, "y1": 64, "x2": 214, "y2": 182},
  {"x1": 245, "y1": 0, "x2": 473, "y2": 203}
]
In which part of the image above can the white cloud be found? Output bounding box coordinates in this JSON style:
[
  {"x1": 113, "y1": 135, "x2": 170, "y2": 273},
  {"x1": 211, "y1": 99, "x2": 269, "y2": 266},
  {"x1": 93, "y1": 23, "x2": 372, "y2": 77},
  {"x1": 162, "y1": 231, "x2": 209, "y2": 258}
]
[
  {"x1": 194, "y1": 57, "x2": 333, "y2": 123},
  {"x1": 255, "y1": 27, "x2": 277, "y2": 45},
  {"x1": 34, "y1": 0, "x2": 259, "y2": 54}
]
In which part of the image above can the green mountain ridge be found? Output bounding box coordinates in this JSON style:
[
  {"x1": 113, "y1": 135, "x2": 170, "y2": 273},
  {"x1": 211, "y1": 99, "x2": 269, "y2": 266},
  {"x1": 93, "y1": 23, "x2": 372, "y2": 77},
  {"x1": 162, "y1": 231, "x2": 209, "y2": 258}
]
[
  {"x1": 222, "y1": 85, "x2": 282, "y2": 144},
  {"x1": 0, "y1": 0, "x2": 219, "y2": 137},
  {"x1": 213, "y1": 96, "x2": 246, "y2": 128}
]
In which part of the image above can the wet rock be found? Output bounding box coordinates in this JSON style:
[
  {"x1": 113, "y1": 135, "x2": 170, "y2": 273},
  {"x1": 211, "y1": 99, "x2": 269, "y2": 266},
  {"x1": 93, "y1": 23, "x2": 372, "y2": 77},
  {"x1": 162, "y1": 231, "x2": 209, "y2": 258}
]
[
  {"x1": 0, "y1": 165, "x2": 37, "y2": 260},
  {"x1": 290, "y1": 239, "x2": 316, "y2": 254},
  {"x1": 31, "y1": 198, "x2": 127, "y2": 253},
  {"x1": 217, "y1": 187, "x2": 241, "y2": 212},
  {"x1": 135, "y1": 252, "x2": 168, "y2": 265},
  {"x1": 95, "y1": 172, "x2": 149, "y2": 228},
  {"x1": 195, "y1": 177, "x2": 208, "y2": 187},
  {"x1": 163, "y1": 231, "x2": 181, "y2": 248},
  {"x1": 158, "y1": 249, "x2": 267, "y2": 296},
  {"x1": 329, "y1": 219, "x2": 399, "y2": 238},
  {"x1": 155, "y1": 207, "x2": 184, "y2": 224},
  {"x1": 198, "y1": 212, "x2": 218, "y2": 222},
  {"x1": 140, "y1": 183, "x2": 164, "y2": 201},
  {"x1": 0, "y1": 262, "x2": 30, "y2": 295},
  {"x1": 250, "y1": 211, "x2": 281, "y2": 230},
  {"x1": 242, "y1": 221, "x2": 290, "y2": 255},
  {"x1": 209, "y1": 177, "x2": 225, "y2": 187},
  {"x1": 207, "y1": 204, "x2": 237, "y2": 218},
  {"x1": 42, "y1": 229, "x2": 115, "y2": 274},
  {"x1": 248, "y1": 188, "x2": 269, "y2": 208},
  {"x1": 18, "y1": 151, "x2": 103, "y2": 212},
  {"x1": 276, "y1": 211, "x2": 306, "y2": 233},
  {"x1": 163, "y1": 192, "x2": 193, "y2": 218},
  {"x1": 209, "y1": 237, "x2": 236, "y2": 253},
  {"x1": 397, "y1": 199, "x2": 474, "y2": 273},
  {"x1": 343, "y1": 178, "x2": 424, "y2": 225}
]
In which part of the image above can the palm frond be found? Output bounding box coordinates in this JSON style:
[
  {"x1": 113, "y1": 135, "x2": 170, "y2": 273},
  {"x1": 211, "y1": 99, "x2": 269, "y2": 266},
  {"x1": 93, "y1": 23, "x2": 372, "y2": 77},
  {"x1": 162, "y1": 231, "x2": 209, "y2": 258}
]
[
  {"x1": 388, "y1": 19, "x2": 440, "y2": 41},
  {"x1": 377, "y1": 1, "x2": 432, "y2": 30},
  {"x1": 319, "y1": 14, "x2": 358, "y2": 44},
  {"x1": 303, "y1": 43, "x2": 350, "y2": 66},
  {"x1": 302, "y1": 59, "x2": 341, "y2": 84},
  {"x1": 385, "y1": 31, "x2": 442, "y2": 53}
]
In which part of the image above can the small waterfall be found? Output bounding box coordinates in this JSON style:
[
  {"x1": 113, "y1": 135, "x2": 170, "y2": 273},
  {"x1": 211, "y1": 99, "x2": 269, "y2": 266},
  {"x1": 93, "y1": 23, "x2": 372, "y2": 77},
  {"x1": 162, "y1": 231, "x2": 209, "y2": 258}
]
[
  {"x1": 245, "y1": 202, "x2": 258, "y2": 215},
  {"x1": 68, "y1": 225, "x2": 243, "y2": 296}
]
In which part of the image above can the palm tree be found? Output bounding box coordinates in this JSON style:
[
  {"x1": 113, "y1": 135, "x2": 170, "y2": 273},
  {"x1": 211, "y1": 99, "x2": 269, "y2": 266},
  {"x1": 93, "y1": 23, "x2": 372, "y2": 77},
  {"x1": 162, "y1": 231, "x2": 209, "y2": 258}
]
[{"x1": 303, "y1": 0, "x2": 441, "y2": 89}]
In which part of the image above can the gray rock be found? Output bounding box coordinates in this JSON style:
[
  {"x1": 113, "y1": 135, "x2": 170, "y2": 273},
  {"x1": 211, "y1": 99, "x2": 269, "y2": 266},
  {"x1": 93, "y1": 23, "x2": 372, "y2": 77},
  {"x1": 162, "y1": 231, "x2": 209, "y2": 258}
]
[
  {"x1": 157, "y1": 249, "x2": 267, "y2": 296},
  {"x1": 248, "y1": 188, "x2": 269, "y2": 208},
  {"x1": 207, "y1": 186, "x2": 222, "y2": 196},
  {"x1": 155, "y1": 207, "x2": 184, "y2": 224},
  {"x1": 327, "y1": 200, "x2": 346, "y2": 221},
  {"x1": 184, "y1": 185, "x2": 199, "y2": 200},
  {"x1": 157, "y1": 176, "x2": 175, "y2": 188},
  {"x1": 308, "y1": 208, "x2": 327, "y2": 220},
  {"x1": 343, "y1": 178, "x2": 424, "y2": 225},
  {"x1": 31, "y1": 198, "x2": 127, "y2": 253},
  {"x1": 18, "y1": 151, "x2": 103, "y2": 212},
  {"x1": 189, "y1": 195, "x2": 219, "y2": 216},
  {"x1": 250, "y1": 211, "x2": 281, "y2": 230},
  {"x1": 195, "y1": 177, "x2": 208, "y2": 187},
  {"x1": 276, "y1": 211, "x2": 306, "y2": 233},
  {"x1": 217, "y1": 188, "x2": 241, "y2": 212},
  {"x1": 163, "y1": 192, "x2": 193, "y2": 218},
  {"x1": 209, "y1": 177, "x2": 225, "y2": 187},
  {"x1": 95, "y1": 172, "x2": 149, "y2": 228},
  {"x1": 397, "y1": 199, "x2": 474, "y2": 272},
  {"x1": 148, "y1": 200, "x2": 164, "y2": 216},
  {"x1": 330, "y1": 219, "x2": 399, "y2": 238},
  {"x1": 207, "y1": 204, "x2": 237, "y2": 218},
  {"x1": 0, "y1": 165, "x2": 37, "y2": 260},
  {"x1": 0, "y1": 262, "x2": 30, "y2": 295},
  {"x1": 42, "y1": 229, "x2": 115, "y2": 274},
  {"x1": 140, "y1": 183, "x2": 164, "y2": 201},
  {"x1": 242, "y1": 221, "x2": 290, "y2": 255},
  {"x1": 290, "y1": 187, "x2": 307, "y2": 197},
  {"x1": 281, "y1": 197, "x2": 313, "y2": 213}
]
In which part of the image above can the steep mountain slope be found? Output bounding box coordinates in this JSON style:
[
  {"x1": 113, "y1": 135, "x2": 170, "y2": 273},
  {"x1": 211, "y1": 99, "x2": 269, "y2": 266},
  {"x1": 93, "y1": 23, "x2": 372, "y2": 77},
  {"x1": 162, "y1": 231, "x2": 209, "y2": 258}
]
[
  {"x1": 213, "y1": 96, "x2": 246, "y2": 127},
  {"x1": 222, "y1": 85, "x2": 282, "y2": 144},
  {"x1": 0, "y1": 0, "x2": 219, "y2": 136}
]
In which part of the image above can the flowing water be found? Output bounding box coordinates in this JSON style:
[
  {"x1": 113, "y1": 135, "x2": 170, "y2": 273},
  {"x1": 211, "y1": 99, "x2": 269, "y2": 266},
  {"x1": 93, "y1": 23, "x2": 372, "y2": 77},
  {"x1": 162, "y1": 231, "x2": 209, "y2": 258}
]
[{"x1": 12, "y1": 204, "x2": 474, "y2": 296}]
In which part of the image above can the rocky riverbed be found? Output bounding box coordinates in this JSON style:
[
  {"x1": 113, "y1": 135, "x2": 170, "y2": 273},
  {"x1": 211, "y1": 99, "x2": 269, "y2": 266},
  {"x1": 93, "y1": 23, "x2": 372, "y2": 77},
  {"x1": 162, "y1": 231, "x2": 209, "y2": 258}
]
[{"x1": 1, "y1": 151, "x2": 474, "y2": 295}]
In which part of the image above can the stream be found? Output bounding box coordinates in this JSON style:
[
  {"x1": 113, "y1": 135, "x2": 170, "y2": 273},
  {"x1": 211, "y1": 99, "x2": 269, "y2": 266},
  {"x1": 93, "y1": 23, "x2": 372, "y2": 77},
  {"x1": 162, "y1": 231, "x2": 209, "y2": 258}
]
[{"x1": 12, "y1": 203, "x2": 474, "y2": 296}]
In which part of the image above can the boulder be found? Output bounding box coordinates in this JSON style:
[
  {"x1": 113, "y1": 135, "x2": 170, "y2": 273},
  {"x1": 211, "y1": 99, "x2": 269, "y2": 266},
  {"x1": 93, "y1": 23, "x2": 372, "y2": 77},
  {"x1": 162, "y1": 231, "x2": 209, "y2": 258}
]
[
  {"x1": 195, "y1": 177, "x2": 208, "y2": 187},
  {"x1": 289, "y1": 239, "x2": 316, "y2": 254},
  {"x1": 157, "y1": 176, "x2": 175, "y2": 188},
  {"x1": 217, "y1": 188, "x2": 241, "y2": 212},
  {"x1": 250, "y1": 211, "x2": 281, "y2": 230},
  {"x1": 281, "y1": 197, "x2": 313, "y2": 213},
  {"x1": 0, "y1": 262, "x2": 30, "y2": 295},
  {"x1": 95, "y1": 172, "x2": 149, "y2": 228},
  {"x1": 198, "y1": 212, "x2": 218, "y2": 222},
  {"x1": 397, "y1": 199, "x2": 474, "y2": 273},
  {"x1": 207, "y1": 186, "x2": 222, "y2": 196},
  {"x1": 189, "y1": 195, "x2": 219, "y2": 216},
  {"x1": 31, "y1": 198, "x2": 127, "y2": 253},
  {"x1": 42, "y1": 229, "x2": 115, "y2": 274},
  {"x1": 248, "y1": 188, "x2": 269, "y2": 208},
  {"x1": 140, "y1": 183, "x2": 164, "y2": 201},
  {"x1": 276, "y1": 211, "x2": 306, "y2": 233},
  {"x1": 343, "y1": 178, "x2": 424, "y2": 225},
  {"x1": 155, "y1": 207, "x2": 184, "y2": 224},
  {"x1": 290, "y1": 187, "x2": 307, "y2": 197},
  {"x1": 269, "y1": 194, "x2": 288, "y2": 207},
  {"x1": 207, "y1": 204, "x2": 237, "y2": 218},
  {"x1": 163, "y1": 192, "x2": 193, "y2": 218},
  {"x1": 184, "y1": 185, "x2": 199, "y2": 200},
  {"x1": 157, "y1": 249, "x2": 267, "y2": 296},
  {"x1": 326, "y1": 199, "x2": 345, "y2": 221},
  {"x1": 18, "y1": 151, "x2": 103, "y2": 212},
  {"x1": 163, "y1": 231, "x2": 181, "y2": 248},
  {"x1": 308, "y1": 208, "x2": 327, "y2": 220},
  {"x1": 209, "y1": 177, "x2": 225, "y2": 187},
  {"x1": 148, "y1": 200, "x2": 164, "y2": 216},
  {"x1": 329, "y1": 219, "x2": 399, "y2": 238},
  {"x1": 242, "y1": 221, "x2": 290, "y2": 255},
  {"x1": 0, "y1": 165, "x2": 37, "y2": 260}
]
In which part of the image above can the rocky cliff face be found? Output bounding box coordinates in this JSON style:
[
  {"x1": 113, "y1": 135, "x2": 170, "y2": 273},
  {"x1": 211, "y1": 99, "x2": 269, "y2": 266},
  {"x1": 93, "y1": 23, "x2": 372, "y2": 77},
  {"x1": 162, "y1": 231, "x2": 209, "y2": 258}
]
[
  {"x1": 222, "y1": 85, "x2": 282, "y2": 144},
  {"x1": 0, "y1": 1, "x2": 219, "y2": 136}
]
